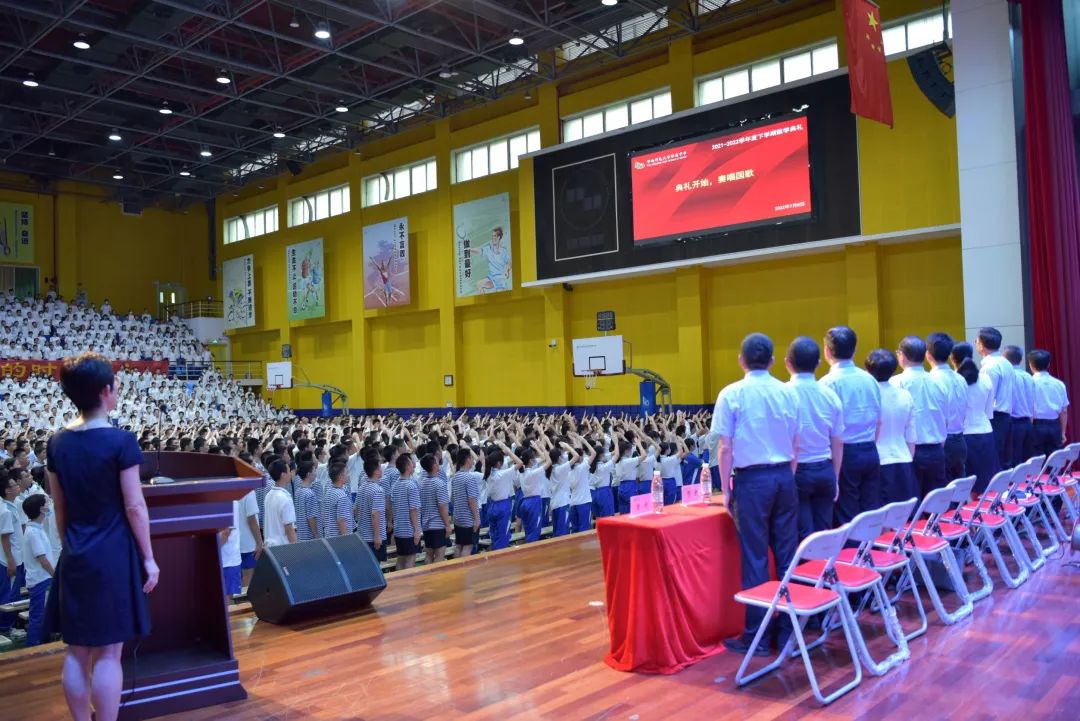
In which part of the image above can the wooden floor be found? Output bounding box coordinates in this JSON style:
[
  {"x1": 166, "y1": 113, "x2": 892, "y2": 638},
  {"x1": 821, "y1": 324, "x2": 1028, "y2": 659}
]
[{"x1": 2, "y1": 533, "x2": 1080, "y2": 720}]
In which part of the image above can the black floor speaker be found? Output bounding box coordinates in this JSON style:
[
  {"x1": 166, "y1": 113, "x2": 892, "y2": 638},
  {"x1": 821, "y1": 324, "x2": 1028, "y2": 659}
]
[{"x1": 248, "y1": 535, "x2": 387, "y2": 624}]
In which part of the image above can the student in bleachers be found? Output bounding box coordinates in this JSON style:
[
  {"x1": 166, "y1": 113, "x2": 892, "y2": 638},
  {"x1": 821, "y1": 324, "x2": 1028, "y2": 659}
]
[
  {"x1": 21, "y1": 494, "x2": 55, "y2": 646},
  {"x1": 321, "y1": 461, "x2": 352, "y2": 538}
]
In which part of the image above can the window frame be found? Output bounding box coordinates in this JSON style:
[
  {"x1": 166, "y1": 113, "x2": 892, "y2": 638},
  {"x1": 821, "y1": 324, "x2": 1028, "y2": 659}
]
[
  {"x1": 287, "y1": 183, "x2": 350, "y2": 228},
  {"x1": 694, "y1": 40, "x2": 840, "y2": 108},
  {"x1": 560, "y1": 89, "x2": 673, "y2": 143},
  {"x1": 451, "y1": 128, "x2": 541, "y2": 184},
  {"x1": 362, "y1": 158, "x2": 437, "y2": 208},
  {"x1": 223, "y1": 204, "x2": 278, "y2": 245}
]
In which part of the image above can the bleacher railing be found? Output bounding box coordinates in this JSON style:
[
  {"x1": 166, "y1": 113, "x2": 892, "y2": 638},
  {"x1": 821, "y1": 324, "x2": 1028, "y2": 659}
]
[
  {"x1": 169, "y1": 359, "x2": 264, "y2": 382},
  {"x1": 160, "y1": 300, "x2": 223, "y2": 321}
]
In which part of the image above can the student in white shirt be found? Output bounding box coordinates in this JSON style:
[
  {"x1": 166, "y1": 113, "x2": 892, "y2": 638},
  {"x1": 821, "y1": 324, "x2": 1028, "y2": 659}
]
[
  {"x1": 867, "y1": 350, "x2": 917, "y2": 504},
  {"x1": 951, "y1": 342, "x2": 999, "y2": 493},
  {"x1": 517, "y1": 448, "x2": 552, "y2": 543},
  {"x1": 219, "y1": 501, "x2": 243, "y2": 597},
  {"x1": 547, "y1": 443, "x2": 579, "y2": 538},
  {"x1": 1003, "y1": 345, "x2": 1036, "y2": 466},
  {"x1": 22, "y1": 494, "x2": 55, "y2": 646},
  {"x1": 976, "y1": 326, "x2": 1017, "y2": 469},
  {"x1": 1028, "y1": 349, "x2": 1070, "y2": 457},
  {"x1": 568, "y1": 435, "x2": 597, "y2": 534},
  {"x1": 615, "y1": 436, "x2": 646, "y2": 514},
  {"x1": 590, "y1": 443, "x2": 619, "y2": 519},
  {"x1": 0, "y1": 475, "x2": 24, "y2": 638},
  {"x1": 262, "y1": 459, "x2": 297, "y2": 547},
  {"x1": 485, "y1": 442, "x2": 521, "y2": 550},
  {"x1": 657, "y1": 442, "x2": 683, "y2": 506}
]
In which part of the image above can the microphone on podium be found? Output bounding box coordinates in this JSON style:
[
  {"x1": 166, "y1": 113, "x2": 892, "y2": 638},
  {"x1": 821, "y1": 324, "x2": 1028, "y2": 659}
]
[{"x1": 149, "y1": 402, "x2": 175, "y2": 485}]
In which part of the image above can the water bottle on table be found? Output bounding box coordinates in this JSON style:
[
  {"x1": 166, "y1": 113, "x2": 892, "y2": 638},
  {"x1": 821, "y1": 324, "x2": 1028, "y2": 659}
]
[
  {"x1": 700, "y1": 465, "x2": 712, "y2": 503},
  {"x1": 651, "y1": 469, "x2": 664, "y2": 513}
]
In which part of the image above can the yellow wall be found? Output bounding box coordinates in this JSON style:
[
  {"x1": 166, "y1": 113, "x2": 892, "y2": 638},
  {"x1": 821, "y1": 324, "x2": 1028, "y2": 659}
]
[
  {"x1": 0, "y1": 173, "x2": 213, "y2": 314},
  {"x1": 208, "y1": 0, "x2": 963, "y2": 410}
]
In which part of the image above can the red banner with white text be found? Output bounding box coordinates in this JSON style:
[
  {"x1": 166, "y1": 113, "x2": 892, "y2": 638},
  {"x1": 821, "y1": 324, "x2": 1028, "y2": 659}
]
[{"x1": 0, "y1": 359, "x2": 169, "y2": 382}]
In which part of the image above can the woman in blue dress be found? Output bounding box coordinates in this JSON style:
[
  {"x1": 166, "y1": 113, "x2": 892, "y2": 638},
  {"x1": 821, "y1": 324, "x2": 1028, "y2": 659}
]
[{"x1": 45, "y1": 354, "x2": 159, "y2": 721}]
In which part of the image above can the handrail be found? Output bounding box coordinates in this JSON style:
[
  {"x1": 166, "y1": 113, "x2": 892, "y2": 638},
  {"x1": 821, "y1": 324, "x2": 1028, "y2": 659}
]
[
  {"x1": 160, "y1": 300, "x2": 223, "y2": 321},
  {"x1": 167, "y1": 359, "x2": 264, "y2": 381}
]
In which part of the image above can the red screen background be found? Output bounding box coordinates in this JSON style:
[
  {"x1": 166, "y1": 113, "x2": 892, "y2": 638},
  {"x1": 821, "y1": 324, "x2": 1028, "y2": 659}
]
[{"x1": 630, "y1": 116, "x2": 811, "y2": 244}]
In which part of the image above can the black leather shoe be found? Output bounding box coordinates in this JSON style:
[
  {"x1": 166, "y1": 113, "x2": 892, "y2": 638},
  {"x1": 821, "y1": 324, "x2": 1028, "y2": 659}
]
[{"x1": 723, "y1": 635, "x2": 771, "y2": 657}]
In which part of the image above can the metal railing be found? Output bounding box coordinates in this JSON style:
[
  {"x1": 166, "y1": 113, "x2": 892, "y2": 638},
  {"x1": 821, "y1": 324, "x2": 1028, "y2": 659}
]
[
  {"x1": 168, "y1": 359, "x2": 264, "y2": 382},
  {"x1": 159, "y1": 299, "x2": 223, "y2": 321}
]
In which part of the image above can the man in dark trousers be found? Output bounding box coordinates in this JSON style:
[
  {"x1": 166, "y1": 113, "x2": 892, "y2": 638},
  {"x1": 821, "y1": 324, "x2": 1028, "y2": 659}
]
[
  {"x1": 976, "y1": 327, "x2": 1016, "y2": 469},
  {"x1": 820, "y1": 326, "x2": 882, "y2": 524},
  {"x1": 712, "y1": 333, "x2": 800, "y2": 656},
  {"x1": 893, "y1": 336, "x2": 948, "y2": 497},
  {"x1": 926, "y1": 333, "x2": 968, "y2": 481}
]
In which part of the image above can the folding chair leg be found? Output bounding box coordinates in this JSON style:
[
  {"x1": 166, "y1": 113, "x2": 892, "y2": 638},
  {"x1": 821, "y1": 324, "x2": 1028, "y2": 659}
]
[
  {"x1": 840, "y1": 584, "x2": 908, "y2": 676},
  {"x1": 734, "y1": 604, "x2": 785, "y2": 687},
  {"x1": 913, "y1": 548, "x2": 973, "y2": 625},
  {"x1": 1039, "y1": 494, "x2": 1069, "y2": 542},
  {"x1": 955, "y1": 533, "x2": 993, "y2": 601},
  {"x1": 1015, "y1": 513, "x2": 1047, "y2": 570},
  {"x1": 882, "y1": 564, "x2": 927, "y2": 641},
  {"x1": 790, "y1": 606, "x2": 862, "y2": 705},
  {"x1": 984, "y1": 523, "x2": 1029, "y2": 588},
  {"x1": 1029, "y1": 502, "x2": 1062, "y2": 556}
]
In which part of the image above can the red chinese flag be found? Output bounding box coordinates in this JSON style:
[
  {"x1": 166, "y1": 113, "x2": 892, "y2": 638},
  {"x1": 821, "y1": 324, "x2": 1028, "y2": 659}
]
[{"x1": 843, "y1": 0, "x2": 893, "y2": 127}]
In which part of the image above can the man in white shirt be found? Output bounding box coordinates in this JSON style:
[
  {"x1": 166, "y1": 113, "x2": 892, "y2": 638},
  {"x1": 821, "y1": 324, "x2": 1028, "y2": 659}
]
[
  {"x1": 926, "y1": 333, "x2": 969, "y2": 481},
  {"x1": 263, "y1": 459, "x2": 297, "y2": 547},
  {"x1": 1028, "y1": 349, "x2": 1069, "y2": 456},
  {"x1": 976, "y1": 327, "x2": 1016, "y2": 469},
  {"x1": 712, "y1": 333, "x2": 799, "y2": 656},
  {"x1": 784, "y1": 337, "x2": 844, "y2": 541},
  {"x1": 893, "y1": 336, "x2": 948, "y2": 497},
  {"x1": 1002, "y1": 345, "x2": 1035, "y2": 467}
]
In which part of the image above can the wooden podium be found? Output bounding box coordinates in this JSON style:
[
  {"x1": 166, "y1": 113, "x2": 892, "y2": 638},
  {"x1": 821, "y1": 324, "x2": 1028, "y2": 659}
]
[{"x1": 117, "y1": 452, "x2": 263, "y2": 721}]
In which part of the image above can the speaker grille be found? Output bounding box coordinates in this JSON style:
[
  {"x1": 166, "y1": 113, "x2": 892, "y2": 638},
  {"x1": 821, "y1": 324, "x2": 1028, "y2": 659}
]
[
  {"x1": 326, "y1": 534, "x2": 384, "y2": 592},
  {"x1": 270, "y1": 541, "x2": 349, "y2": 602}
]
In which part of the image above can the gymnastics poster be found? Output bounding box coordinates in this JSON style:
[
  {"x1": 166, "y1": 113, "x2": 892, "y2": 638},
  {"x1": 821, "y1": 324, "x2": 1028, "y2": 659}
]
[
  {"x1": 453, "y1": 192, "x2": 512, "y2": 298},
  {"x1": 0, "y1": 202, "x2": 34, "y2": 264},
  {"x1": 286, "y1": 238, "x2": 325, "y2": 321},
  {"x1": 362, "y1": 217, "x2": 411, "y2": 309},
  {"x1": 222, "y1": 254, "x2": 256, "y2": 330}
]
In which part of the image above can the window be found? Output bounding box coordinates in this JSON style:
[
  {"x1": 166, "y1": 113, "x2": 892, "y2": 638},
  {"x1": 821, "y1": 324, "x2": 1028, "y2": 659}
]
[
  {"x1": 695, "y1": 41, "x2": 839, "y2": 107},
  {"x1": 287, "y1": 184, "x2": 350, "y2": 228},
  {"x1": 884, "y1": 10, "x2": 952, "y2": 57},
  {"x1": 454, "y1": 129, "x2": 539, "y2": 183},
  {"x1": 223, "y1": 205, "x2": 278, "y2": 244},
  {"x1": 362, "y1": 158, "x2": 437, "y2": 207},
  {"x1": 561, "y1": 90, "x2": 672, "y2": 142}
]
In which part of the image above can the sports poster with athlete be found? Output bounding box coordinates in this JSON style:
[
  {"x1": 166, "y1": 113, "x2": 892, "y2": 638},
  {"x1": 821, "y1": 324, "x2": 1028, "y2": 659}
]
[
  {"x1": 453, "y1": 192, "x2": 512, "y2": 298},
  {"x1": 362, "y1": 217, "x2": 411, "y2": 309},
  {"x1": 286, "y1": 237, "x2": 325, "y2": 321},
  {"x1": 222, "y1": 254, "x2": 256, "y2": 329}
]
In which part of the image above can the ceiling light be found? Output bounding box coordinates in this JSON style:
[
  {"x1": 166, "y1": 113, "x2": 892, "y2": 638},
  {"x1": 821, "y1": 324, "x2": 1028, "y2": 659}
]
[
  {"x1": 438, "y1": 66, "x2": 458, "y2": 80},
  {"x1": 272, "y1": 129, "x2": 286, "y2": 138},
  {"x1": 602, "y1": 0, "x2": 618, "y2": 5},
  {"x1": 47, "y1": 145, "x2": 56, "y2": 157},
  {"x1": 108, "y1": 130, "x2": 122, "y2": 142},
  {"x1": 289, "y1": 12, "x2": 301, "y2": 29},
  {"x1": 216, "y1": 70, "x2": 231, "y2": 85},
  {"x1": 22, "y1": 73, "x2": 38, "y2": 88},
  {"x1": 179, "y1": 170, "x2": 191, "y2": 176},
  {"x1": 314, "y1": 24, "x2": 331, "y2": 40},
  {"x1": 508, "y1": 32, "x2": 524, "y2": 46},
  {"x1": 335, "y1": 104, "x2": 349, "y2": 113},
  {"x1": 73, "y1": 34, "x2": 91, "y2": 50},
  {"x1": 112, "y1": 172, "x2": 124, "y2": 180},
  {"x1": 199, "y1": 148, "x2": 212, "y2": 157},
  {"x1": 159, "y1": 101, "x2": 173, "y2": 115}
]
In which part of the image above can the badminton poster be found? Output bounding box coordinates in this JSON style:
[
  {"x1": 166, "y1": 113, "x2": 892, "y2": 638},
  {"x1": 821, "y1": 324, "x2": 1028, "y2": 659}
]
[
  {"x1": 222, "y1": 254, "x2": 256, "y2": 330},
  {"x1": 454, "y1": 192, "x2": 512, "y2": 298},
  {"x1": 286, "y1": 237, "x2": 325, "y2": 321},
  {"x1": 362, "y1": 217, "x2": 411, "y2": 309}
]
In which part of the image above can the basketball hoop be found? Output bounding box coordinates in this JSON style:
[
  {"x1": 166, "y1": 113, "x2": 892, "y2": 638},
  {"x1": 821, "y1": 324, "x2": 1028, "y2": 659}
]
[{"x1": 583, "y1": 370, "x2": 598, "y2": 390}]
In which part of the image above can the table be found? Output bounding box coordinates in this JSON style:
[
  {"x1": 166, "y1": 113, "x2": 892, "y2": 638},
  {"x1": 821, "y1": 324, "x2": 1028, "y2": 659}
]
[{"x1": 596, "y1": 502, "x2": 744, "y2": 674}]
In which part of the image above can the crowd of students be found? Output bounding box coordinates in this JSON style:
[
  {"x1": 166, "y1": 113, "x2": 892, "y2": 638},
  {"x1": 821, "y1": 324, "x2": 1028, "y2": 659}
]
[{"x1": 0, "y1": 290, "x2": 210, "y2": 363}]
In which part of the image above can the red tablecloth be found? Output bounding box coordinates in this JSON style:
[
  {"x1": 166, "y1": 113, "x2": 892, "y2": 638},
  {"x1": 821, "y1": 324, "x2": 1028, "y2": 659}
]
[{"x1": 596, "y1": 503, "x2": 744, "y2": 674}]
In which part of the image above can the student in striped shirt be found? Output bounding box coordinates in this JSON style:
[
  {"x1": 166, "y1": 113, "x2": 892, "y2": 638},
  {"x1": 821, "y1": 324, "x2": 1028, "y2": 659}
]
[
  {"x1": 379, "y1": 445, "x2": 400, "y2": 545},
  {"x1": 355, "y1": 457, "x2": 387, "y2": 562},
  {"x1": 391, "y1": 454, "x2": 422, "y2": 570},
  {"x1": 419, "y1": 454, "x2": 453, "y2": 564},
  {"x1": 293, "y1": 460, "x2": 319, "y2": 542},
  {"x1": 484, "y1": 442, "x2": 521, "y2": 551},
  {"x1": 450, "y1": 448, "x2": 483, "y2": 558},
  {"x1": 320, "y1": 461, "x2": 352, "y2": 538}
]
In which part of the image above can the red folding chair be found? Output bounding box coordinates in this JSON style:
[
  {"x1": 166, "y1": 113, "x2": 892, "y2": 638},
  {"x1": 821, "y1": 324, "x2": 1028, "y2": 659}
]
[
  {"x1": 956, "y1": 469, "x2": 1034, "y2": 587},
  {"x1": 984, "y1": 456, "x2": 1054, "y2": 564},
  {"x1": 874, "y1": 486, "x2": 973, "y2": 626},
  {"x1": 733, "y1": 525, "x2": 862, "y2": 705},
  {"x1": 1030, "y1": 448, "x2": 1079, "y2": 529},
  {"x1": 935, "y1": 476, "x2": 994, "y2": 602},
  {"x1": 791, "y1": 506, "x2": 909, "y2": 676},
  {"x1": 851, "y1": 499, "x2": 926, "y2": 642},
  {"x1": 1021, "y1": 449, "x2": 1072, "y2": 542}
]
